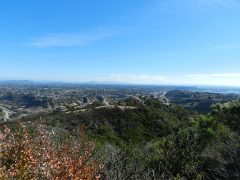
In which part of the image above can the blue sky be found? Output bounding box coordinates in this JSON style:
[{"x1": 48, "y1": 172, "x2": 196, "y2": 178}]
[{"x1": 0, "y1": 0, "x2": 240, "y2": 86}]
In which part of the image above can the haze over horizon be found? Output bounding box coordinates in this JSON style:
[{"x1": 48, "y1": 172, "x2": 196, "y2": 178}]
[{"x1": 1, "y1": 0, "x2": 240, "y2": 86}]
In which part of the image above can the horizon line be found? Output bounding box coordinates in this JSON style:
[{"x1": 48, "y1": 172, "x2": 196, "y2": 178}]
[{"x1": 1, "y1": 79, "x2": 240, "y2": 88}]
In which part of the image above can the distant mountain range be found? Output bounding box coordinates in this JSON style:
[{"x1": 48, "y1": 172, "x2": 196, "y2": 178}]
[{"x1": 0, "y1": 80, "x2": 240, "y2": 94}]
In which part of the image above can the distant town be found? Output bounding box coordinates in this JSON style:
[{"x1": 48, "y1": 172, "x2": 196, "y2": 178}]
[{"x1": 0, "y1": 80, "x2": 239, "y2": 122}]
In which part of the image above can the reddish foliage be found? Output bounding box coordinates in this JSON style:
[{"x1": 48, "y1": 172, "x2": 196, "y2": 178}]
[{"x1": 0, "y1": 122, "x2": 100, "y2": 179}]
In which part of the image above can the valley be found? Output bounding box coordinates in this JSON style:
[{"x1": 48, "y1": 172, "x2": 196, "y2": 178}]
[{"x1": 1, "y1": 81, "x2": 240, "y2": 179}]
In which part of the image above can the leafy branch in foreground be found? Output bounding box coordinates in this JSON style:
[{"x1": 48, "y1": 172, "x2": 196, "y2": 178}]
[{"x1": 0, "y1": 122, "x2": 100, "y2": 179}]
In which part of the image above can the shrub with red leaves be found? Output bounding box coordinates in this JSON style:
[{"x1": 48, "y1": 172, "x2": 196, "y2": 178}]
[{"x1": 0, "y1": 122, "x2": 100, "y2": 179}]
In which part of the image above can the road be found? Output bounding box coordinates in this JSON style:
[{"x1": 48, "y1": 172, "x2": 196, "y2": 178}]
[
  {"x1": 103, "y1": 98, "x2": 110, "y2": 106},
  {"x1": 0, "y1": 106, "x2": 14, "y2": 122},
  {"x1": 161, "y1": 91, "x2": 170, "y2": 105}
]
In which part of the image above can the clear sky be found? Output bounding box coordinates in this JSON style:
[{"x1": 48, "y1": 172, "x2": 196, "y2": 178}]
[{"x1": 0, "y1": 0, "x2": 240, "y2": 86}]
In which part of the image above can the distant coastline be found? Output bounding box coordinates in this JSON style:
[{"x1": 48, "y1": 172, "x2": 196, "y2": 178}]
[{"x1": 1, "y1": 80, "x2": 240, "y2": 94}]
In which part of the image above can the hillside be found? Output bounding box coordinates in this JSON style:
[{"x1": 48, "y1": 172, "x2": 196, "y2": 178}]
[
  {"x1": 166, "y1": 90, "x2": 239, "y2": 114},
  {"x1": 1, "y1": 97, "x2": 238, "y2": 179}
]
